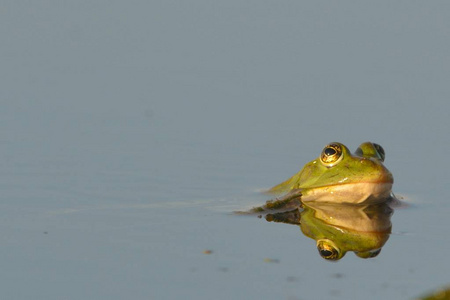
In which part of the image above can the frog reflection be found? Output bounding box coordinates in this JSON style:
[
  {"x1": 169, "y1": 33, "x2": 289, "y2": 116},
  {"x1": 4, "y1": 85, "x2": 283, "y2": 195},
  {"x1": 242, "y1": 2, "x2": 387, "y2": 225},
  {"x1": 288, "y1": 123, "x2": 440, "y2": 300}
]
[
  {"x1": 237, "y1": 141, "x2": 396, "y2": 260},
  {"x1": 264, "y1": 200, "x2": 393, "y2": 261}
]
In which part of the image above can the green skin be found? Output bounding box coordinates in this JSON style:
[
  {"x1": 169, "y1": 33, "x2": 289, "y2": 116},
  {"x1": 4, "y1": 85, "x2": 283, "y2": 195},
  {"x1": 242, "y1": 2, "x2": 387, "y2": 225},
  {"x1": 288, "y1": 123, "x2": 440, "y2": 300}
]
[
  {"x1": 265, "y1": 201, "x2": 393, "y2": 261},
  {"x1": 241, "y1": 142, "x2": 395, "y2": 260},
  {"x1": 417, "y1": 285, "x2": 450, "y2": 300},
  {"x1": 268, "y1": 142, "x2": 394, "y2": 204},
  {"x1": 299, "y1": 202, "x2": 392, "y2": 260}
]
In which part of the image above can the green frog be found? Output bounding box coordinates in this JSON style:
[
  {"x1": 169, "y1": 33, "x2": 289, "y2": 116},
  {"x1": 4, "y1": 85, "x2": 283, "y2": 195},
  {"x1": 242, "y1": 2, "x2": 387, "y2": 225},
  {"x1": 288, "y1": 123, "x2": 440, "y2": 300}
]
[
  {"x1": 265, "y1": 201, "x2": 393, "y2": 261},
  {"x1": 267, "y1": 142, "x2": 393, "y2": 205}
]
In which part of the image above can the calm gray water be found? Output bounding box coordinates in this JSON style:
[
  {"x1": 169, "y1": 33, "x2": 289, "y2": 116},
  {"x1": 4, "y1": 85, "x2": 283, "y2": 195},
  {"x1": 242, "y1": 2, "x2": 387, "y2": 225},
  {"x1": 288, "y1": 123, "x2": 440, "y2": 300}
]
[{"x1": 2, "y1": 1, "x2": 450, "y2": 299}]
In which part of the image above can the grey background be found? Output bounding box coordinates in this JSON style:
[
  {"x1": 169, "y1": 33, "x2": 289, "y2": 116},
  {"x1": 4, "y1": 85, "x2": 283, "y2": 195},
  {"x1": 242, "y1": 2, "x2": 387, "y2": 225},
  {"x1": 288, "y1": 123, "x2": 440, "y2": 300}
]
[{"x1": 1, "y1": 1, "x2": 450, "y2": 299}]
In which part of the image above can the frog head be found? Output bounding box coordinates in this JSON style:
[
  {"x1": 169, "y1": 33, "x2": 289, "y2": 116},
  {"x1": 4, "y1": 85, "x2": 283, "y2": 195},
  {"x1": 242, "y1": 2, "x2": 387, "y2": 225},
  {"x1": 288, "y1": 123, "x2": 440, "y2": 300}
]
[{"x1": 269, "y1": 142, "x2": 393, "y2": 204}]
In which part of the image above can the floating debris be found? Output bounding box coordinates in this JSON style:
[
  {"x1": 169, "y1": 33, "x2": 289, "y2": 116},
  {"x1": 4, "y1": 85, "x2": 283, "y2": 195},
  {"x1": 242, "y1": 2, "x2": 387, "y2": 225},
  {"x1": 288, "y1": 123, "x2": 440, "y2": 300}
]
[{"x1": 263, "y1": 258, "x2": 280, "y2": 263}]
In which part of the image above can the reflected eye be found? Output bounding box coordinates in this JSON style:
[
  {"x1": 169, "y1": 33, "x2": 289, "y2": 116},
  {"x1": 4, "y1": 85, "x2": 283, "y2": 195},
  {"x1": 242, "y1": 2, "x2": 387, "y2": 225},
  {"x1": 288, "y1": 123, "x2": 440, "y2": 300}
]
[
  {"x1": 355, "y1": 248, "x2": 382, "y2": 259},
  {"x1": 317, "y1": 240, "x2": 341, "y2": 261},
  {"x1": 373, "y1": 143, "x2": 385, "y2": 162},
  {"x1": 319, "y1": 249, "x2": 334, "y2": 258},
  {"x1": 320, "y1": 143, "x2": 343, "y2": 166}
]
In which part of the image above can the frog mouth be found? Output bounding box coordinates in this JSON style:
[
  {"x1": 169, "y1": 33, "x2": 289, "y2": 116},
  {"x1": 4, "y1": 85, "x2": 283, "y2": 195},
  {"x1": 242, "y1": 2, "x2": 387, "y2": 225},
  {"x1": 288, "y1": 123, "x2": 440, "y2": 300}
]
[
  {"x1": 310, "y1": 176, "x2": 393, "y2": 189},
  {"x1": 303, "y1": 182, "x2": 393, "y2": 204}
]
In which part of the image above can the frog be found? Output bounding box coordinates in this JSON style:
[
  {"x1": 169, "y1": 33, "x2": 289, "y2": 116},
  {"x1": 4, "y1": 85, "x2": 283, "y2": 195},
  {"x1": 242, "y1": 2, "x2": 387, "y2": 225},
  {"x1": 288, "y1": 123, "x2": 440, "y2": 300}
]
[
  {"x1": 417, "y1": 285, "x2": 450, "y2": 300},
  {"x1": 265, "y1": 201, "x2": 393, "y2": 261},
  {"x1": 267, "y1": 142, "x2": 393, "y2": 205}
]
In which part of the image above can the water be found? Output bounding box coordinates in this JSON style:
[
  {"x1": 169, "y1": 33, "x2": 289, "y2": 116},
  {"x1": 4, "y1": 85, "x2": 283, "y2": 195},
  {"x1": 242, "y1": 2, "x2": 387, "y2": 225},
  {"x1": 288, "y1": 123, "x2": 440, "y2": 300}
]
[{"x1": 2, "y1": 1, "x2": 450, "y2": 299}]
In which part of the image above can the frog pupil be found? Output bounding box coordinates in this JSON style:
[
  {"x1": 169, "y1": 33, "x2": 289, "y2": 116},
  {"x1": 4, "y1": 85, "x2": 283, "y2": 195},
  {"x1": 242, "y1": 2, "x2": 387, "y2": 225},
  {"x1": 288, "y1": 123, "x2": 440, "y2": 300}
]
[
  {"x1": 320, "y1": 249, "x2": 333, "y2": 257},
  {"x1": 324, "y1": 147, "x2": 336, "y2": 156}
]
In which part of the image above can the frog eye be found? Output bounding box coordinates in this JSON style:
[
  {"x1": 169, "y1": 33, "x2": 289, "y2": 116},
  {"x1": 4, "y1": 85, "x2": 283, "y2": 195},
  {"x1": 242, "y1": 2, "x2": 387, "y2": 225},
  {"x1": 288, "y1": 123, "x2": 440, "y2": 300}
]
[
  {"x1": 355, "y1": 248, "x2": 382, "y2": 259},
  {"x1": 320, "y1": 143, "x2": 343, "y2": 166},
  {"x1": 317, "y1": 240, "x2": 342, "y2": 261},
  {"x1": 373, "y1": 144, "x2": 385, "y2": 162}
]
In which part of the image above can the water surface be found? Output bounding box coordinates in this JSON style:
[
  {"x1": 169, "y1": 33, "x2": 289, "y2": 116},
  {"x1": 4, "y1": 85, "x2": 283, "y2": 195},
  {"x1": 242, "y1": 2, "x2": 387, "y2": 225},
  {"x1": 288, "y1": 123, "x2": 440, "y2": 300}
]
[{"x1": 2, "y1": 1, "x2": 450, "y2": 299}]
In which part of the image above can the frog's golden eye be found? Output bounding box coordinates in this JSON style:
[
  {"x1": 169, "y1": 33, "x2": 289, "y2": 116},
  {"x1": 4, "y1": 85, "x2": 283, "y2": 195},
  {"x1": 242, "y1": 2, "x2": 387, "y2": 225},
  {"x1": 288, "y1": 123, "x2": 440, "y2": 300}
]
[
  {"x1": 317, "y1": 240, "x2": 342, "y2": 261},
  {"x1": 320, "y1": 143, "x2": 343, "y2": 166},
  {"x1": 373, "y1": 143, "x2": 385, "y2": 162}
]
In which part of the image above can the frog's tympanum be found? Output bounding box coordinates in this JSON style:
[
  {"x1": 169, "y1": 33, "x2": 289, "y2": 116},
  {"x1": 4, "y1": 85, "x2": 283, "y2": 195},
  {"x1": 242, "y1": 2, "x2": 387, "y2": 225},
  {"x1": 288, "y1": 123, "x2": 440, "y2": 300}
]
[
  {"x1": 268, "y1": 142, "x2": 393, "y2": 205},
  {"x1": 265, "y1": 201, "x2": 393, "y2": 261}
]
